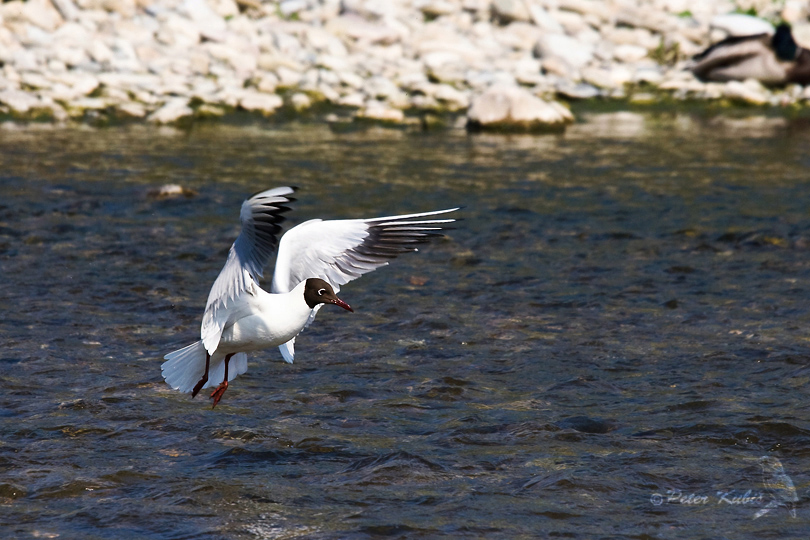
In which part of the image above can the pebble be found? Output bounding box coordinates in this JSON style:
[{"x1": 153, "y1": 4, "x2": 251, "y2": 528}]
[{"x1": 1, "y1": 0, "x2": 809, "y2": 129}]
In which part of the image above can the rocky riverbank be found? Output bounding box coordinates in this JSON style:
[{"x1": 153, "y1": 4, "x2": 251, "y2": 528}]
[{"x1": 2, "y1": 0, "x2": 810, "y2": 128}]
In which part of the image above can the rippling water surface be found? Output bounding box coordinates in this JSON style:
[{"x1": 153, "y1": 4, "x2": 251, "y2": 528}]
[{"x1": 2, "y1": 112, "x2": 809, "y2": 538}]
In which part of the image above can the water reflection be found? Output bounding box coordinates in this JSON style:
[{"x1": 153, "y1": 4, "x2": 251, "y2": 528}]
[{"x1": 1, "y1": 112, "x2": 809, "y2": 538}]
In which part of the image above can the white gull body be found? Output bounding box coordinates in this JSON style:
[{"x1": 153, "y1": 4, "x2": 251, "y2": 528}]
[{"x1": 161, "y1": 186, "x2": 457, "y2": 405}]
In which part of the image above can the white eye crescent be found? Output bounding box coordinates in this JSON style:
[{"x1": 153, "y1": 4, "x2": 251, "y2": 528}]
[{"x1": 318, "y1": 288, "x2": 326, "y2": 295}]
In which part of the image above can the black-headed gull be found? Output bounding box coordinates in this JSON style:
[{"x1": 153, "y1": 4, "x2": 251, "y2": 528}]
[{"x1": 162, "y1": 187, "x2": 458, "y2": 407}]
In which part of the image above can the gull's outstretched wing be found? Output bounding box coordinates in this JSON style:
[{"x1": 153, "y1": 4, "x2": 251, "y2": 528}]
[
  {"x1": 270, "y1": 208, "x2": 458, "y2": 294},
  {"x1": 201, "y1": 187, "x2": 296, "y2": 353},
  {"x1": 270, "y1": 207, "x2": 458, "y2": 364}
]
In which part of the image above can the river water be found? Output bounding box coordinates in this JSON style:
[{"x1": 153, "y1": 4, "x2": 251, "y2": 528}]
[{"x1": 1, "y1": 111, "x2": 809, "y2": 538}]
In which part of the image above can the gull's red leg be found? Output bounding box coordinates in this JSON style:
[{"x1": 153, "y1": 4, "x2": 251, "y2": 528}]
[
  {"x1": 191, "y1": 351, "x2": 211, "y2": 398},
  {"x1": 210, "y1": 353, "x2": 234, "y2": 408}
]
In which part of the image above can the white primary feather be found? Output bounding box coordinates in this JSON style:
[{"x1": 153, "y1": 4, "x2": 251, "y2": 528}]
[
  {"x1": 271, "y1": 208, "x2": 459, "y2": 294},
  {"x1": 269, "y1": 208, "x2": 457, "y2": 364}
]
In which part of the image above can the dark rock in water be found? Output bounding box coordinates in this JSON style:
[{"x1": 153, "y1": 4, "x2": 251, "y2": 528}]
[{"x1": 555, "y1": 416, "x2": 617, "y2": 434}]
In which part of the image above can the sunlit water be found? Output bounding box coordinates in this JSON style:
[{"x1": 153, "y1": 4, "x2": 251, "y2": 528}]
[{"x1": 1, "y1": 112, "x2": 809, "y2": 538}]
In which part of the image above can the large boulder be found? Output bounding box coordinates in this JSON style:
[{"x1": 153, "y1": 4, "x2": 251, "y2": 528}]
[{"x1": 467, "y1": 84, "x2": 573, "y2": 130}]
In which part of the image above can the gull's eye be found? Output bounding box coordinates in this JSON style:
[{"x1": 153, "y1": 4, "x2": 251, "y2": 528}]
[{"x1": 318, "y1": 288, "x2": 326, "y2": 295}]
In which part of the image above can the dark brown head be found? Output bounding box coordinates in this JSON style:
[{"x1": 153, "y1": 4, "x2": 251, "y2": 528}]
[{"x1": 303, "y1": 278, "x2": 353, "y2": 312}]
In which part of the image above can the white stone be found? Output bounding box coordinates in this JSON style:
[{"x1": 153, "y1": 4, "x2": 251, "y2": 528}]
[
  {"x1": 290, "y1": 92, "x2": 311, "y2": 110},
  {"x1": 67, "y1": 97, "x2": 108, "y2": 111},
  {"x1": 535, "y1": 33, "x2": 594, "y2": 70},
  {"x1": 0, "y1": 89, "x2": 42, "y2": 112},
  {"x1": 357, "y1": 100, "x2": 405, "y2": 122},
  {"x1": 582, "y1": 66, "x2": 632, "y2": 89},
  {"x1": 554, "y1": 10, "x2": 588, "y2": 35},
  {"x1": 338, "y1": 92, "x2": 365, "y2": 107},
  {"x1": 22, "y1": 0, "x2": 63, "y2": 32},
  {"x1": 208, "y1": 0, "x2": 239, "y2": 18},
  {"x1": 206, "y1": 42, "x2": 257, "y2": 74},
  {"x1": 783, "y1": 0, "x2": 809, "y2": 24},
  {"x1": 613, "y1": 44, "x2": 648, "y2": 64},
  {"x1": 418, "y1": 0, "x2": 458, "y2": 18},
  {"x1": 71, "y1": 73, "x2": 100, "y2": 96},
  {"x1": 491, "y1": 0, "x2": 530, "y2": 23},
  {"x1": 633, "y1": 66, "x2": 664, "y2": 85},
  {"x1": 325, "y1": 15, "x2": 402, "y2": 46},
  {"x1": 433, "y1": 83, "x2": 469, "y2": 110},
  {"x1": 51, "y1": 0, "x2": 80, "y2": 21},
  {"x1": 527, "y1": 4, "x2": 564, "y2": 33},
  {"x1": 157, "y1": 14, "x2": 201, "y2": 49},
  {"x1": 55, "y1": 46, "x2": 88, "y2": 67},
  {"x1": 710, "y1": 14, "x2": 774, "y2": 36},
  {"x1": 558, "y1": 0, "x2": 612, "y2": 21},
  {"x1": 275, "y1": 66, "x2": 302, "y2": 88},
  {"x1": 181, "y1": 0, "x2": 227, "y2": 42},
  {"x1": 240, "y1": 90, "x2": 283, "y2": 113},
  {"x1": 602, "y1": 27, "x2": 658, "y2": 50},
  {"x1": 337, "y1": 70, "x2": 364, "y2": 89},
  {"x1": 256, "y1": 73, "x2": 279, "y2": 93},
  {"x1": 317, "y1": 54, "x2": 352, "y2": 73},
  {"x1": 363, "y1": 75, "x2": 399, "y2": 99},
  {"x1": 21, "y1": 25, "x2": 54, "y2": 47},
  {"x1": 148, "y1": 98, "x2": 193, "y2": 123},
  {"x1": 10, "y1": 48, "x2": 40, "y2": 71},
  {"x1": 20, "y1": 72, "x2": 52, "y2": 90},
  {"x1": 722, "y1": 80, "x2": 770, "y2": 105},
  {"x1": 467, "y1": 84, "x2": 573, "y2": 127},
  {"x1": 280, "y1": 0, "x2": 308, "y2": 17},
  {"x1": 88, "y1": 40, "x2": 113, "y2": 64},
  {"x1": 495, "y1": 22, "x2": 542, "y2": 51},
  {"x1": 341, "y1": 0, "x2": 398, "y2": 19},
  {"x1": 76, "y1": 0, "x2": 136, "y2": 17},
  {"x1": 615, "y1": 7, "x2": 678, "y2": 34}
]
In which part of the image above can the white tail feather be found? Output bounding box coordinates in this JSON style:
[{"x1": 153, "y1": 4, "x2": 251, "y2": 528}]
[{"x1": 162, "y1": 341, "x2": 249, "y2": 393}]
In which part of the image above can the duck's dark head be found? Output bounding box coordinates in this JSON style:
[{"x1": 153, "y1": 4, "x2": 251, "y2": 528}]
[
  {"x1": 773, "y1": 23, "x2": 799, "y2": 61},
  {"x1": 303, "y1": 278, "x2": 353, "y2": 312}
]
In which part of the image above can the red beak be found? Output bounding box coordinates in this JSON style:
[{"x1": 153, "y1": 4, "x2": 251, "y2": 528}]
[{"x1": 332, "y1": 298, "x2": 353, "y2": 312}]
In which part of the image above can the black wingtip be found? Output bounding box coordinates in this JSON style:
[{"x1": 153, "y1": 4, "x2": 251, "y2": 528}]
[{"x1": 248, "y1": 186, "x2": 299, "y2": 200}]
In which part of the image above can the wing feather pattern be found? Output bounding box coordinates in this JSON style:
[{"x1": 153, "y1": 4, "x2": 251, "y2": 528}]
[
  {"x1": 271, "y1": 208, "x2": 458, "y2": 294},
  {"x1": 270, "y1": 207, "x2": 457, "y2": 363},
  {"x1": 201, "y1": 187, "x2": 296, "y2": 353}
]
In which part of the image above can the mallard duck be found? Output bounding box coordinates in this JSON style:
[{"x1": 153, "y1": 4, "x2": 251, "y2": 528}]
[{"x1": 690, "y1": 24, "x2": 810, "y2": 85}]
